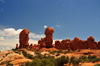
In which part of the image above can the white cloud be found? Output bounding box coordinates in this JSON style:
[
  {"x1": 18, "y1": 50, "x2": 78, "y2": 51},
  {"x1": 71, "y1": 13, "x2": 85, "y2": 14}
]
[
  {"x1": 53, "y1": 39, "x2": 62, "y2": 44},
  {"x1": 0, "y1": 9, "x2": 3, "y2": 12},
  {"x1": 44, "y1": 25, "x2": 47, "y2": 28},
  {"x1": 56, "y1": 25, "x2": 60, "y2": 27},
  {"x1": 1, "y1": 47, "x2": 5, "y2": 51},
  {"x1": 62, "y1": 4, "x2": 66, "y2": 6},
  {"x1": 29, "y1": 32, "x2": 45, "y2": 40},
  {"x1": 0, "y1": 0, "x2": 5, "y2": 3},
  {"x1": 6, "y1": 47, "x2": 10, "y2": 50},
  {"x1": 39, "y1": 31, "x2": 42, "y2": 33},
  {"x1": 4, "y1": 28, "x2": 22, "y2": 36},
  {"x1": 0, "y1": 36, "x2": 4, "y2": 40}
]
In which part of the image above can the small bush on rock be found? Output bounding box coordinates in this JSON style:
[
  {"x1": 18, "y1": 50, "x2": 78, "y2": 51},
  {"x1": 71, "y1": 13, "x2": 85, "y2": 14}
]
[{"x1": 55, "y1": 56, "x2": 69, "y2": 66}]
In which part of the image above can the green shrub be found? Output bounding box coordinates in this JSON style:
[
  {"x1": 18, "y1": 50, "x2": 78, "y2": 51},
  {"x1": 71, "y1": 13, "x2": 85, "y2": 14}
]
[
  {"x1": 42, "y1": 58, "x2": 55, "y2": 66},
  {"x1": 35, "y1": 51, "x2": 41, "y2": 55},
  {"x1": 69, "y1": 56, "x2": 79, "y2": 65},
  {"x1": 55, "y1": 56, "x2": 69, "y2": 66},
  {"x1": 6, "y1": 63, "x2": 13, "y2": 66},
  {"x1": 95, "y1": 64, "x2": 100, "y2": 66},
  {"x1": 25, "y1": 58, "x2": 55, "y2": 66},
  {"x1": 37, "y1": 54, "x2": 43, "y2": 59},
  {"x1": 0, "y1": 62, "x2": 4, "y2": 65},
  {"x1": 25, "y1": 58, "x2": 42, "y2": 66},
  {"x1": 87, "y1": 55, "x2": 100, "y2": 63},
  {"x1": 56, "y1": 53, "x2": 60, "y2": 56},
  {"x1": 57, "y1": 50, "x2": 62, "y2": 53},
  {"x1": 64, "y1": 51, "x2": 68, "y2": 54},
  {"x1": 77, "y1": 49, "x2": 80, "y2": 52},
  {"x1": 78, "y1": 56, "x2": 87, "y2": 62},
  {"x1": 88, "y1": 55, "x2": 96, "y2": 59},
  {"x1": 22, "y1": 50, "x2": 34, "y2": 59},
  {"x1": 50, "y1": 51, "x2": 57, "y2": 54},
  {"x1": 68, "y1": 49, "x2": 70, "y2": 52}
]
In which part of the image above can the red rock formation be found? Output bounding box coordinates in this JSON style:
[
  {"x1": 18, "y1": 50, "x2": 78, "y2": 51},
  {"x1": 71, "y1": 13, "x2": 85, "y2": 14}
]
[
  {"x1": 73, "y1": 37, "x2": 80, "y2": 50},
  {"x1": 55, "y1": 41, "x2": 61, "y2": 49},
  {"x1": 19, "y1": 28, "x2": 30, "y2": 48},
  {"x1": 55, "y1": 39, "x2": 71, "y2": 50},
  {"x1": 70, "y1": 40, "x2": 74, "y2": 50},
  {"x1": 16, "y1": 44, "x2": 18, "y2": 49},
  {"x1": 39, "y1": 38, "x2": 46, "y2": 49},
  {"x1": 44, "y1": 27, "x2": 54, "y2": 48},
  {"x1": 38, "y1": 27, "x2": 54, "y2": 48},
  {"x1": 30, "y1": 43, "x2": 33, "y2": 46},
  {"x1": 98, "y1": 41, "x2": 100, "y2": 49},
  {"x1": 17, "y1": 27, "x2": 99, "y2": 50},
  {"x1": 82, "y1": 41, "x2": 88, "y2": 49},
  {"x1": 87, "y1": 36, "x2": 97, "y2": 49}
]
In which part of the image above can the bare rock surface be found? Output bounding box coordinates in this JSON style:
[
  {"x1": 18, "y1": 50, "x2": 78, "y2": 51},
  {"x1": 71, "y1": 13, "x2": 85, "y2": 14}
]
[
  {"x1": 0, "y1": 53, "x2": 24, "y2": 63},
  {"x1": 0, "y1": 50, "x2": 14, "y2": 61}
]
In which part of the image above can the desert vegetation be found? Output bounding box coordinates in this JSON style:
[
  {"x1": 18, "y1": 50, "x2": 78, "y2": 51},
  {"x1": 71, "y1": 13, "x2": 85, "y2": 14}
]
[{"x1": 0, "y1": 48, "x2": 100, "y2": 66}]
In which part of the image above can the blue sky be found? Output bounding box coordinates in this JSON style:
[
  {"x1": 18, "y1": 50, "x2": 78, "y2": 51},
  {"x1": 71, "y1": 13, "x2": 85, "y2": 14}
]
[{"x1": 0, "y1": 0, "x2": 100, "y2": 51}]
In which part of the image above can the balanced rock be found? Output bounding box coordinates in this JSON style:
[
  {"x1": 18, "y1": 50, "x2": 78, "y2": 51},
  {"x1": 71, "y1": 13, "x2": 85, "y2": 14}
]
[{"x1": 19, "y1": 28, "x2": 30, "y2": 48}]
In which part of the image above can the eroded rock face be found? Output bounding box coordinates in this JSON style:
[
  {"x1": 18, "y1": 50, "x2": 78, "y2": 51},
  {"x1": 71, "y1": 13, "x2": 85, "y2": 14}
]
[
  {"x1": 39, "y1": 38, "x2": 46, "y2": 49},
  {"x1": 19, "y1": 28, "x2": 30, "y2": 48},
  {"x1": 44, "y1": 27, "x2": 54, "y2": 48},
  {"x1": 54, "y1": 36, "x2": 99, "y2": 50},
  {"x1": 87, "y1": 36, "x2": 97, "y2": 49},
  {"x1": 55, "y1": 39, "x2": 71, "y2": 50},
  {"x1": 73, "y1": 37, "x2": 80, "y2": 50},
  {"x1": 55, "y1": 41, "x2": 61, "y2": 49},
  {"x1": 38, "y1": 27, "x2": 54, "y2": 48},
  {"x1": 97, "y1": 41, "x2": 100, "y2": 49}
]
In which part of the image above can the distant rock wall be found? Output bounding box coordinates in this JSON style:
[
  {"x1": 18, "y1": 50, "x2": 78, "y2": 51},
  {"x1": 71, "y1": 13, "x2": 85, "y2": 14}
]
[{"x1": 55, "y1": 36, "x2": 99, "y2": 50}]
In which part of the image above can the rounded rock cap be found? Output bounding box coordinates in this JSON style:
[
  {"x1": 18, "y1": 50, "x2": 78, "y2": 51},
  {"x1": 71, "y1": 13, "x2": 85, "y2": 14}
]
[
  {"x1": 44, "y1": 27, "x2": 54, "y2": 35},
  {"x1": 87, "y1": 36, "x2": 94, "y2": 41},
  {"x1": 74, "y1": 37, "x2": 80, "y2": 41}
]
